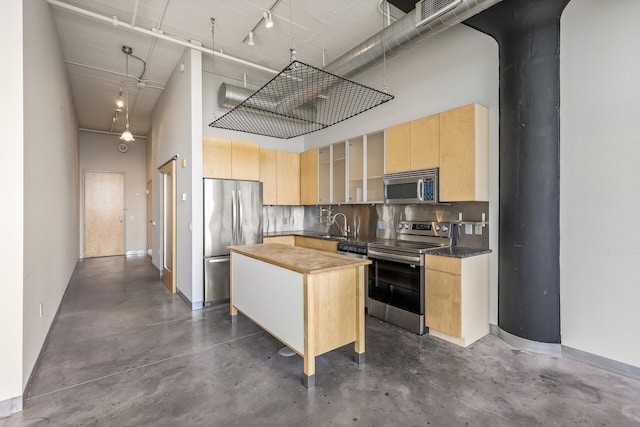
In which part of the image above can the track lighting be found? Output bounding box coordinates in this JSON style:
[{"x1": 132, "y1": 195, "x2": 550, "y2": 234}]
[
  {"x1": 264, "y1": 10, "x2": 274, "y2": 28},
  {"x1": 248, "y1": 31, "x2": 255, "y2": 46},
  {"x1": 115, "y1": 96, "x2": 124, "y2": 110}
]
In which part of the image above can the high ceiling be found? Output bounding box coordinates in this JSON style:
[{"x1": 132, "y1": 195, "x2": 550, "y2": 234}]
[{"x1": 49, "y1": 0, "x2": 407, "y2": 138}]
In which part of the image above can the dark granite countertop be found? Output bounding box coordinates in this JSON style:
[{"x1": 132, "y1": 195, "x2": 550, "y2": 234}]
[
  {"x1": 263, "y1": 230, "x2": 377, "y2": 246},
  {"x1": 264, "y1": 232, "x2": 491, "y2": 257},
  {"x1": 427, "y1": 246, "x2": 492, "y2": 258}
]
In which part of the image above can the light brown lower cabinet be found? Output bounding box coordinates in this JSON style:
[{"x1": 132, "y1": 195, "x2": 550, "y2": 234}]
[
  {"x1": 263, "y1": 236, "x2": 295, "y2": 245},
  {"x1": 425, "y1": 253, "x2": 489, "y2": 347},
  {"x1": 294, "y1": 236, "x2": 338, "y2": 252}
]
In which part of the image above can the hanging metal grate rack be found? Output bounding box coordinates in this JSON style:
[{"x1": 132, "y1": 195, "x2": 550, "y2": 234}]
[{"x1": 209, "y1": 60, "x2": 394, "y2": 139}]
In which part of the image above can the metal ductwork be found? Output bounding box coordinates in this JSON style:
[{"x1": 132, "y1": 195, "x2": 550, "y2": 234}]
[
  {"x1": 218, "y1": 82, "x2": 318, "y2": 122},
  {"x1": 214, "y1": 0, "x2": 502, "y2": 137},
  {"x1": 324, "y1": 0, "x2": 503, "y2": 78}
]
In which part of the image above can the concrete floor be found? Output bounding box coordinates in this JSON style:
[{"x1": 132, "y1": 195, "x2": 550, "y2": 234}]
[{"x1": 2, "y1": 256, "x2": 639, "y2": 426}]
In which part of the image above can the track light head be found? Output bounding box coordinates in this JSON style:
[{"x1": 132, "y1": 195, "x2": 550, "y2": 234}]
[
  {"x1": 264, "y1": 10, "x2": 274, "y2": 28},
  {"x1": 248, "y1": 31, "x2": 255, "y2": 46}
]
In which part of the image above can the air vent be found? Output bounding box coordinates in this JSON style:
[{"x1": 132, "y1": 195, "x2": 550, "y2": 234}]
[{"x1": 415, "y1": 0, "x2": 462, "y2": 27}]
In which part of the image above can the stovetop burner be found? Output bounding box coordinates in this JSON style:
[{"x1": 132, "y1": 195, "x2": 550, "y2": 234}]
[{"x1": 368, "y1": 221, "x2": 453, "y2": 254}]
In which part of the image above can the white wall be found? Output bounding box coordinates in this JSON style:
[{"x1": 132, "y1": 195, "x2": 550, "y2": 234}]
[
  {"x1": 79, "y1": 131, "x2": 148, "y2": 255},
  {"x1": 560, "y1": 0, "x2": 640, "y2": 367},
  {"x1": 0, "y1": 0, "x2": 24, "y2": 410},
  {"x1": 151, "y1": 47, "x2": 203, "y2": 305},
  {"x1": 304, "y1": 24, "x2": 500, "y2": 323},
  {"x1": 22, "y1": 0, "x2": 80, "y2": 389}
]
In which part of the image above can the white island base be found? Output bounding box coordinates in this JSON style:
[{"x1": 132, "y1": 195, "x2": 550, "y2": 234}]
[{"x1": 229, "y1": 244, "x2": 370, "y2": 388}]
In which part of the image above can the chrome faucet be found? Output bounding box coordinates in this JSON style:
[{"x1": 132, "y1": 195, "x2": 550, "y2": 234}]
[{"x1": 331, "y1": 212, "x2": 350, "y2": 237}]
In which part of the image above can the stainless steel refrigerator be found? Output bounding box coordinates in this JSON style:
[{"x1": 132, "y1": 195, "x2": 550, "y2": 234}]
[{"x1": 203, "y1": 178, "x2": 263, "y2": 304}]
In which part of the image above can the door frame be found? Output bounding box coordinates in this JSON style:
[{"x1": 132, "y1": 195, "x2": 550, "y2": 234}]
[
  {"x1": 160, "y1": 159, "x2": 177, "y2": 294},
  {"x1": 146, "y1": 179, "x2": 152, "y2": 256},
  {"x1": 82, "y1": 169, "x2": 127, "y2": 258}
]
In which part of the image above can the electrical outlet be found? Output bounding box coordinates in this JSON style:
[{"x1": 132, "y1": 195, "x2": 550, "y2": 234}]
[
  {"x1": 465, "y1": 224, "x2": 473, "y2": 235},
  {"x1": 282, "y1": 217, "x2": 288, "y2": 225}
]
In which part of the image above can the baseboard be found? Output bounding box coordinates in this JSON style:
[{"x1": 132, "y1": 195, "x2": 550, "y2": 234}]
[
  {"x1": 497, "y1": 327, "x2": 562, "y2": 356},
  {"x1": 562, "y1": 345, "x2": 640, "y2": 381},
  {"x1": 21, "y1": 259, "x2": 80, "y2": 412},
  {"x1": 125, "y1": 250, "x2": 147, "y2": 256},
  {"x1": 176, "y1": 288, "x2": 204, "y2": 311},
  {"x1": 494, "y1": 326, "x2": 639, "y2": 381},
  {"x1": 0, "y1": 395, "x2": 22, "y2": 418},
  {"x1": 490, "y1": 323, "x2": 499, "y2": 336}
]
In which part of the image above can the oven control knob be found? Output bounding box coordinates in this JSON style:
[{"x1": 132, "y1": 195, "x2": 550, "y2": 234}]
[
  {"x1": 441, "y1": 225, "x2": 449, "y2": 232},
  {"x1": 398, "y1": 223, "x2": 404, "y2": 230},
  {"x1": 435, "y1": 225, "x2": 441, "y2": 231}
]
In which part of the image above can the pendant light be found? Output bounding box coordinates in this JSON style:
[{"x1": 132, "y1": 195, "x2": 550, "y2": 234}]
[{"x1": 120, "y1": 47, "x2": 135, "y2": 142}]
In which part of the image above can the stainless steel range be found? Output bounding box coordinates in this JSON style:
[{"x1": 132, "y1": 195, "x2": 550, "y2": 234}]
[{"x1": 367, "y1": 221, "x2": 453, "y2": 335}]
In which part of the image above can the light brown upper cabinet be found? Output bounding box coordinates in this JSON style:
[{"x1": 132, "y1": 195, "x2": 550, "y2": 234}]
[
  {"x1": 385, "y1": 122, "x2": 411, "y2": 173},
  {"x1": 300, "y1": 149, "x2": 318, "y2": 205},
  {"x1": 385, "y1": 113, "x2": 439, "y2": 174},
  {"x1": 203, "y1": 137, "x2": 231, "y2": 179},
  {"x1": 439, "y1": 103, "x2": 489, "y2": 202},
  {"x1": 410, "y1": 114, "x2": 440, "y2": 170},
  {"x1": 276, "y1": 151, "x2": 300, "y2": 205},
  {"x1": 202, "y1": 138, "x2": 260, "y2": 181},
  {"x1": 231, "y1": 140, "x2": 260, "y2": 181},
  {"x1": 259, "y1": 148, "x2": 277, "y2": 205},
  {"x1": 259, "y1": 149, "x2": 300, "y2": 205}
]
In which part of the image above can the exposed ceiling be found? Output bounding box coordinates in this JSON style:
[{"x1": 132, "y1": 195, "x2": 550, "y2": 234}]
[{"x1": 49, "y1": 0, "x2": 407, "y2": 138}]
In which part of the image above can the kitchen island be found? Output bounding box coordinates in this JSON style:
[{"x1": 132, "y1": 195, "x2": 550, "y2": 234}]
[{"x1": 228, "y1": 243, "x2": 371, "y2": 388}]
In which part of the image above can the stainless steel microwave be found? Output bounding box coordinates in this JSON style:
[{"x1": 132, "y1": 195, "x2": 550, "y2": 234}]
[{"x1": 384, "y1": 168, "x2": 439, "y2": 204}]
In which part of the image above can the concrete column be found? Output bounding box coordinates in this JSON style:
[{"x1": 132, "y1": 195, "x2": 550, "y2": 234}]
[{"x1": 466, "y1": 0, "x2": 570, "y2": 344}]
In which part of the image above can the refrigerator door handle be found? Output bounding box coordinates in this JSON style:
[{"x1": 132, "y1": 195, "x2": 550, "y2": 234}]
[
  {"x1": 231, "y1": 190, "x2": 237, "y2": 244},
  {"x1": 207, "y1": 256, "x2": 231, "y2": 263},
  {"x1": 238, "y1": 190, "x2": 244, "y2": 242}
]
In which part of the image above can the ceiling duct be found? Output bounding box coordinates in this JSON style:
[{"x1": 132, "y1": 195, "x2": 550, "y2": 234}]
[
  {"x1": 324, "y1": 0, "x2": 502, "y2": 78},
  {"x1": 218, "y1": 82, "x2": 318, "y2": 122},
  {"x1": 210, "y1": 61, "x2": 394, "y2": 139},
  {"x1": 214, "y1": 0, "x2": 501, "y2": 138}
]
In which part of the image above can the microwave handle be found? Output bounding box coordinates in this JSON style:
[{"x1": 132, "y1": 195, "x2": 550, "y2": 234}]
[{"x1": 417, "y1": 180, "x2": 424, "y2": 202}]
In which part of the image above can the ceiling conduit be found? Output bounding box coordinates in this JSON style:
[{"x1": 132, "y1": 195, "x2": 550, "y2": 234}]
[{"x1": 219, "y1": 0, "x2": 503, "y2": 109}]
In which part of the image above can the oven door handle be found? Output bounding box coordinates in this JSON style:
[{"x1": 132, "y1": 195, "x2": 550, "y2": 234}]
[{"x1": 368, "y1": 249, "x2": 422, "y2": 266}]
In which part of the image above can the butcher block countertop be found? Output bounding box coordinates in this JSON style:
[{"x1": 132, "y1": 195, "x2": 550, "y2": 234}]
[{"x1": 228, "y1": 243, "x2": 371, "y2": 274}]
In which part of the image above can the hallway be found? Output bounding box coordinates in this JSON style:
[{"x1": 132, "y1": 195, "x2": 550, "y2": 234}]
[{"x1": 2, "y1": 256, "x2": 639, "y2": 426}]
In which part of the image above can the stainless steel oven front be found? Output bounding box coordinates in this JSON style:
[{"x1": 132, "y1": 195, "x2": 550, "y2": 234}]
[
  {"x1": 367, "y1": 248, "x2": 426, "y2": 335},
  {"x1": 367, "y1": 221, "x2": 453, "y2": 335}
]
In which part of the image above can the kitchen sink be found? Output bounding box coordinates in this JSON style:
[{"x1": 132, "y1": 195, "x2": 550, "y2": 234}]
[{"x1": 318, "y1": 234, "x2": 348, "y2": 241}]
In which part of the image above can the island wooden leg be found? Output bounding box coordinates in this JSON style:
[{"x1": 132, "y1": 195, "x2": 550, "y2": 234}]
[
  {"x1": 354, "y1": 265, "x2": 366, "y2": 366},
  {"x1": 230, "y1": 255, "x2": 237, "y2": 323},
  {"x1": 304, "y1": 275, "x2": 316, "y2": 388}
]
